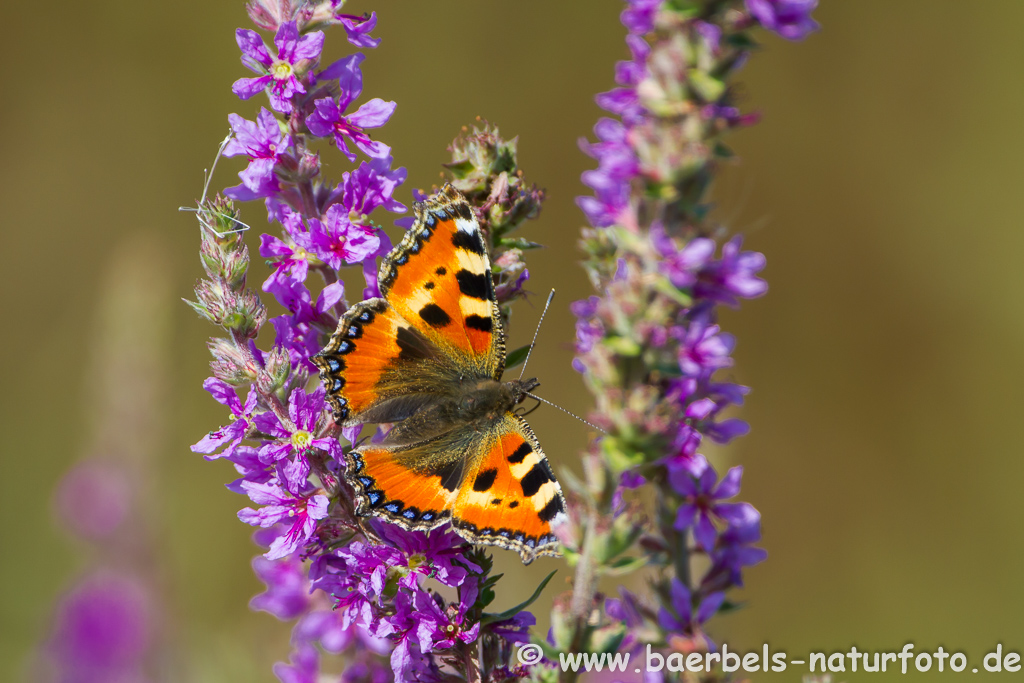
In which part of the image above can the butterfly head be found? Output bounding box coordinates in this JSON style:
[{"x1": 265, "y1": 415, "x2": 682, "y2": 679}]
[{"x1": 506, "y1": 377, "x2": 540, "y2": 405}]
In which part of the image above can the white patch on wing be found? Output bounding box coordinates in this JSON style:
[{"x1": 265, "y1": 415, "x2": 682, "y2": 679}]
[
  {"x1": 455, "y1": 217, "x2": 478, "y2": 234},
  {"x1": 459, "y1": 297, "x2": 491, "y2": 319}
]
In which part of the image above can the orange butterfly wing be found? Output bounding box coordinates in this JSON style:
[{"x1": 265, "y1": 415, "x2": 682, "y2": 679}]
[
  {"x1": 311, "y1": 298, "x2": 441, "y2": 424},
  {"x1": 347, "y1": 413, "x2": 566, "y2": 564},
  {"x1": 378, "y1": 184, "x2": 504, "y2": 379}
]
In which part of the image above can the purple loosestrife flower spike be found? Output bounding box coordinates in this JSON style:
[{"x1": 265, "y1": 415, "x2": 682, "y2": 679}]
[
  {"x1": 562, "y1": 0, "x2": 814, "y2": 667},
  {"x1": 233, "y1": 21, "x2": 325, "y2": 113}
]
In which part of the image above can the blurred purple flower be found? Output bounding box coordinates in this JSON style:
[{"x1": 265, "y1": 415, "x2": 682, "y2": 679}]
[
  {"x1": 54, "y1": 461, "x2": 132, "y2": 540},
  {"x1": 233, "y1": 22, "x2": 324, "y2": 113},
  {"x1": 46, "y1": 572, "x2": 152, "y2": 683},
  {"x1": 746, "y1": 0, "x2": 820, "y2": 41},
  {"x1": 620, "y1": 0, "x2": 660, "y2": 35},
  {"x1": 668, "y1": 457, "x2": 748, "y2": 550},
  {"x1": 250, "y1": 554, "x2": 311, "y2": 620},
  {"x1": 695, "y1": 236, "x2": 768, "y2": 307},
  {"x1": 273, "y1": 643, "x2": 320, "y2": 683},
  {"x1": 657, "y1": 578, "x2": 724, "y2": 636}
]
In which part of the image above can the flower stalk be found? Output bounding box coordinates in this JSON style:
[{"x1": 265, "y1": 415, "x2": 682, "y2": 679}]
[{"x1": 547, "y1": 0, "x2": 818, "y2": 680}]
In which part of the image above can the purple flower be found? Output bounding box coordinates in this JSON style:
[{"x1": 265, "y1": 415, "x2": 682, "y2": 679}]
[
  {"x1": 253, "y1": 387, "x2": 340, "y2": 492},
  {"x1": 489, "y1": 611, "x2": 536, "y2": 646},
  {"x1": 54, "y1": 461, "x2": 132, "y2": 540},
  {"x1": 308, "y1": 205, "x2": 382, "y2": 269},
  {"x1": 225, "y1": 446, "x2": 273, "y2": 493},
  {"x1": 273, "y1": 643, "x2": 320, "y2": 683},
  {"x1": 652, "y1": 224, "x2": 716, "y2": 289},
  {"x1": 250, "y1": 554, "x2": 311, "y2": 620},
  {"x1": 620, "y1": 0, "x2": 660, "y2": 35},
  {"x1": 675, "y1": 314, "x2": 735, "y2": 378},
  {"x1": 329, "y1": 155, "x2": 408, "y2": 218},
  {"x1": 233, "y1": 22, "x2": 325, "y2": 113},
  {"x1": 238, "y1": 481, "x2": 329, "y2": 559},
  {"x1": 46, "y1": 572, "x2": 152, "y2": 683},
  {"x1": 259, "y1": 229, "x2": 314, "y2": 304},
  {"x1": 695, "y1": 236, "x2": 768, "y2": 306},
  {"x1": 191, "y1": 378, "x2": 257, "y2": 460},
  {"x1": 669, "y1": 457, "x2": 748, "y2": 551},
  {"x1": 335, "y1": 12, "x2": 381, "y2": 49},
  {"x1": 224, "y1": 108, "x2": 292, "y2": 198},
  {"x1": 746, "y1": 0, "x2": 820, "y2": 41},
  {"x1": 657, "y1": 579, "x2": 725, "y2": 636},
  {"x1": 703, "y1": 503, "x2": 767, "y2": 591},
  {"x1": 372, "y1": 522, "x2": 482, "y2": 588},
  {"x1": 415, "y1": 580, "x2": 480, "y2": 652},
  {"x1": 306, "y1": 54, "x2": 395, "y2": 161}
]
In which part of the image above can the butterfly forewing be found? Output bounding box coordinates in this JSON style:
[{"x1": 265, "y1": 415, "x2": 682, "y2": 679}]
[{"x1": 378, "y1": 185, "x2": 504, "y2": 381}]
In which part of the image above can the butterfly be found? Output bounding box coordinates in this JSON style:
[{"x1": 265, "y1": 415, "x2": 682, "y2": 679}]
[{"x1": 311, "y1": 184, "x2": 567, "y2": 564}]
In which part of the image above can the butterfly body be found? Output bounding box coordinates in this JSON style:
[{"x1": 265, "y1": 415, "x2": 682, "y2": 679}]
[{"x1": 312, "y1": 185, "x2": 566, "y2": 563}]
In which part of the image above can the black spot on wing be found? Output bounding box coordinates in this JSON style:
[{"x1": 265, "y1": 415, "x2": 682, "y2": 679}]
[
  {"x1": 491, "y1": 498, "x2": 502, "y2": 505},
  {"x1": 508, "y1": 501, "x2": 519, "y2": 508},
  {"x1": 452, "y1": 230, "x2": 485, "y2": 256},
  {"x1": 473, "y1": 469, "x2": 498, "y2": 492},
  {"x1": 435, "y1": 267, "x2": 447, "y2": 276},
  {"x1": 465, "y1": 315, "x2": 492, "y2": 333},
  {"x1": 396, "y1": 326, "x2": 431, "y2": 361},
  {"x1": 428, "y1": 459, "x2": 463, "y2": 493},
  {"x1": 521, "y1": 461, "x2": 555, "y2": 497},
  {"x1": 508, "y1": 443, "x2": 531, "y2": 464},
  {"x1": 456, "y1": 269, "x2": 492, "y2": 301},
  {"x1": 538, "y1": 495, "x2": 565, "y2": 523},
  {"x1": 419, "y1": 303, "x2": 452, "y2": 328},
  {"x1": 424, "y1": 281, "x2": 435, "y2": 290}
]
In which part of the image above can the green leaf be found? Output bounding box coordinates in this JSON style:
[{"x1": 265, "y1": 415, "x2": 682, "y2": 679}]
[
  {"x1": 600, "y1": 555, "x2": 649, "y2": 576},
  {"x1": 504, "y1": 344, "x2": 532, "y2": 370},
  {"x1": 499, "y1": 237, "x2": 544, "y2": 250},
  {"x1": 688, "y1": 69, "x2": 726, "y2": 101},
  {"x1": 443, "y1": 159, "x2": 476, "y2": 179},
  {"x1": 481, "y1": 570, "x2": 557, "y2": 625}
]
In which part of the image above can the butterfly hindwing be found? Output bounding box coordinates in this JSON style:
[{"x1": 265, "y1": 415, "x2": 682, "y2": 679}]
[
  {"x1": 378, "y1": 184, "x2": 504, "y2": 380},
  {"x1": 346, "y1": 437, "x2": 461, "y2": 528},
  {"x1": 451, "y1": 413, "x2": 566, "y2": 563},
  {"x1": 346, "y1": 411, "x2": 565, "y2": 564}
]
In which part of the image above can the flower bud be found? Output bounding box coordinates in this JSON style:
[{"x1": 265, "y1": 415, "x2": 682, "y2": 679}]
[
  {"x1": 257, "y1": 346, "x2": 292, "y2": 394},
  {"x1": 208, "y1": 337, "x2": 257, "y2": 386}
]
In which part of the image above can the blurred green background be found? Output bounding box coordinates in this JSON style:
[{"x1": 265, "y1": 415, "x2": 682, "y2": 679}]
[{"x1": 3, "y1": 1, "x2": 1023, "y2": 680}]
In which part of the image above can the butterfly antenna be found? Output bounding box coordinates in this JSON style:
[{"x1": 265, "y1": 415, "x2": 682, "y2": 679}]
[
  {"x1": 518, "y1": 289, "x2": 556, "y2": 381},
  {"x1": 523, "y1": 392, "x2": 607, "y2": 435}
]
